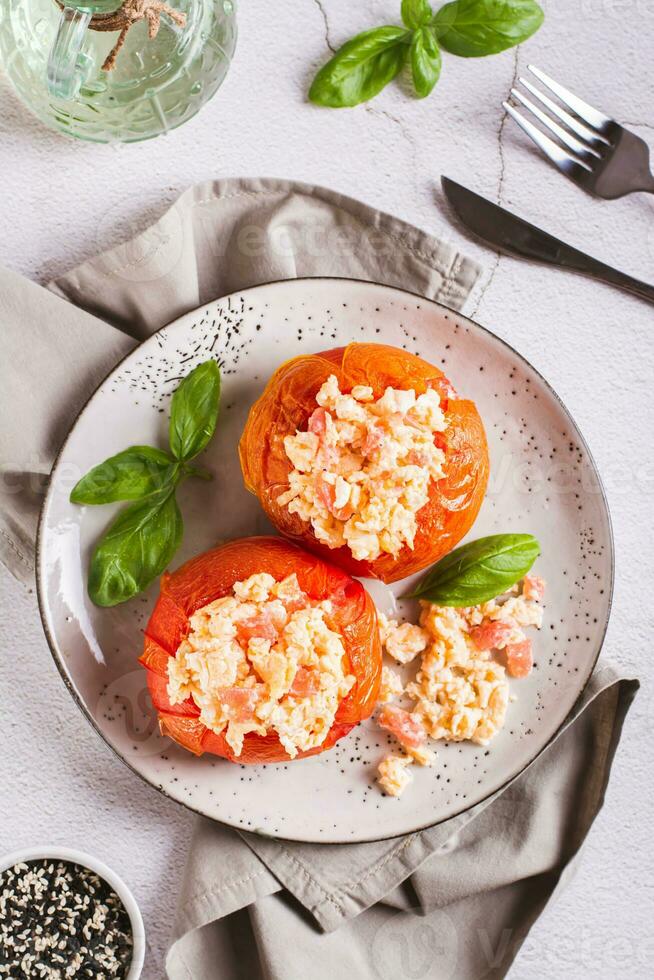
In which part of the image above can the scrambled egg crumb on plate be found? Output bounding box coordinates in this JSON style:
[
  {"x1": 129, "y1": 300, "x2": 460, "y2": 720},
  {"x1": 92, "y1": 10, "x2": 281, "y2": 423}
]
[
  {"x1": 277, "y1": 375, "x2": 447, "y2": 562},
  {"x1": 167, "y1": 573, "x2": 355, "y2": 759},
  {"x1": 376, "y1": 575, "x2": 546, "y2": 797}
]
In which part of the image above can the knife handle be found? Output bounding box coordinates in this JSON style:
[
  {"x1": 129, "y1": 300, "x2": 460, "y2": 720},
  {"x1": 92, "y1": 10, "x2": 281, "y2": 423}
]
[
  {"x1": 555, "y1": 247, "x2": 654, "y2": 305},
  {"x1": 585, "y1": 263, "x2": 654, "y2": 306}
]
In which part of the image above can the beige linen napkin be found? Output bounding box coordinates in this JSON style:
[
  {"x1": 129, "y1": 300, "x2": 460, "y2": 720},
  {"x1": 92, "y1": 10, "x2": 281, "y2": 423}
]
[
  {"x1": 0, "y1": 177, "x2": 637, "y2": 980},
  {"x1": 1, "y1": 177, "x2": 478, "y2": 580}
]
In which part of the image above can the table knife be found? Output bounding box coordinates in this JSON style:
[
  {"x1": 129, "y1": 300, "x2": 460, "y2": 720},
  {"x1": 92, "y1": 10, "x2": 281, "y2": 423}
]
[{"x1": 441, "y1": 176, "x2": 654, "y2": 306}]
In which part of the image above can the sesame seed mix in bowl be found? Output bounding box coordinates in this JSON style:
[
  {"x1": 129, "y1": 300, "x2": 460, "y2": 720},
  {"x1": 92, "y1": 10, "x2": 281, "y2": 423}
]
[{"x1": 0, "y1": 859, "x2": 133, "y2": 978}]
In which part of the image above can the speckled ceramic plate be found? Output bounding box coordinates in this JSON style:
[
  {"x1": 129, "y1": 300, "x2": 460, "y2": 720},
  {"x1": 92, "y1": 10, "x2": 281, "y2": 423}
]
[{"x1": 37, "y1": 278, "x2": 613, "y2": 843}]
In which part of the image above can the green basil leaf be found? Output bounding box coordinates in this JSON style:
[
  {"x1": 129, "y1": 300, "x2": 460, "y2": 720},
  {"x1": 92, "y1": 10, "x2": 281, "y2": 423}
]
[
  {"x1": 402, "y1": 0, "x2": 433, "y2": 29},
  {"x1": 169, "y1": 360, "x2": 221, "y2": 462},
  {"x1": 88, "y1": 489, "x2": 183, "y2": 607},
  {"x1": 70, "y1": 446, "x2": 174, "y2": 505},
  {"x1": 309, "y1": 26, "x2": 410, "y2": 108},
  {"x1": 433, "y1": 0, "x2": 544, "y2": 57},
  {"x1": 410, "y1": 533, "x2": 541, "y2": 606},
  {"x1": 410, "y1": 26, "x2": 442, "y2": 97}
]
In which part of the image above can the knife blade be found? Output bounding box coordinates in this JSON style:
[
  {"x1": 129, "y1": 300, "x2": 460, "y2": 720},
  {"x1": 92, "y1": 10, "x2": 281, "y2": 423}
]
[{"x1": 441, "y1": 176, "x2": 654, "y2": 306}]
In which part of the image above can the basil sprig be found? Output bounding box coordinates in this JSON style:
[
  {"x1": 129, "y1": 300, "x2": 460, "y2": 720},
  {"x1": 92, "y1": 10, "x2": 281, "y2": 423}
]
[
  {"x1": 309, "y1": 0, "x2": 543, "y2": 108},
  {"x1": 70, "y1": 359, "x2": 221, "y2": 607},
  {"x1": 409, "y1": 533, "x2": 541, "y2": 606}
]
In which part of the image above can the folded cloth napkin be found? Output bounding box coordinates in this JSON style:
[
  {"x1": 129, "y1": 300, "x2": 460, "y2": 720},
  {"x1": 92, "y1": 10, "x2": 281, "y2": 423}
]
[{"x1": 0, "y1": 177, "x2": 638, "y2": 980}]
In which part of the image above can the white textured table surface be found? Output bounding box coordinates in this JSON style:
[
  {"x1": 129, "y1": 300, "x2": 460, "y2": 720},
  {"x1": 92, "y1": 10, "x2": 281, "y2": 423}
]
[{"x1": 1, "y1": 1, "x2": 653, "y2": 977}]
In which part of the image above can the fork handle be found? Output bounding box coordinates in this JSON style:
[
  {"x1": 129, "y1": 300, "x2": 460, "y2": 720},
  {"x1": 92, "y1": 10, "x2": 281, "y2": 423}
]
[{"x1": 632, "y1": 172, "x2": 654, "y2": 195}]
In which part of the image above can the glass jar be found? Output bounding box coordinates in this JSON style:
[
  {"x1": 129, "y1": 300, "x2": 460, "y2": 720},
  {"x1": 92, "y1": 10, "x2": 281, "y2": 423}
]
[{"x1": 0, "y1": 0, "x2": 237, "y2": 143}]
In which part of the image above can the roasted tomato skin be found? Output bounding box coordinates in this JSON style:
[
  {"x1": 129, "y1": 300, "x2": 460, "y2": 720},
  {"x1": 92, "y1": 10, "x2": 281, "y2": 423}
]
[
  {"x1": 140, "y1": 536, "x2": 381, "y2": 764},
  {"x1": 238, "y1": 343, "x2": 489, "y2": 584}
]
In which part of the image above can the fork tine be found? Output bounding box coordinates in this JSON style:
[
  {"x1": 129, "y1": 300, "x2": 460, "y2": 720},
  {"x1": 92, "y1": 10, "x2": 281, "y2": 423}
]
[
  {"x1": 519, "y1": 78, "x2": 611, "y2": 148},
  {"x1": 510, "y1": 89, "x2": 601, "y2": 162},
  {"x1": 503, "y1": 102, "x2": 593, "y2": 181},
  {"x1": 527, "y1": 65, "x2": 614, "y2": 134}
]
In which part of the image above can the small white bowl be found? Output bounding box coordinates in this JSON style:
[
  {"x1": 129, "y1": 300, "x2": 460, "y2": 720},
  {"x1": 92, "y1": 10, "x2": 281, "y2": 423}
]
[{"x1": 0, "y1": 846, "x2": 145, "y2": 979}]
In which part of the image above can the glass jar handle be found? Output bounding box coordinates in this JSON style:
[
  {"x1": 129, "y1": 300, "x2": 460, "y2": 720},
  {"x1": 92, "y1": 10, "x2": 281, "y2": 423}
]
[{"x1": 47, "y1": 5, "x2": 92, "y2": 99}]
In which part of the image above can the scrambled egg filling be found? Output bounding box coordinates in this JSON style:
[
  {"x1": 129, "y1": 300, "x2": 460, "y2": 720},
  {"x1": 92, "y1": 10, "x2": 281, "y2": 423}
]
[
  {"x1": 376, "y1": 576, "x2": 546, "y2": 797},
  {"x1": 277, "y1": 375, "x2": 447, "y2": 562},
  {"x1": 377, "y1": 755, "x2": 414, "y2": 797},
  {"x1": 167, "y1": 573, "x2": 355, "y2": 759}
]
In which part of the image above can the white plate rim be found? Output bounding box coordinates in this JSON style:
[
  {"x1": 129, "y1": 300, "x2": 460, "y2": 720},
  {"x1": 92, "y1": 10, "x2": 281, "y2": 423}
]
[{"x1": 35, "y1": 276, "x2": 615, "y2": 843}]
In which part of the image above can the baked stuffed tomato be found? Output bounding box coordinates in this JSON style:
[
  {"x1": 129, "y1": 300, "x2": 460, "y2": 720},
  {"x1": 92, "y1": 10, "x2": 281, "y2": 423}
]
[
  {"x1": 140, "y1": 536, "x2": 381, "y2": 763},
  {"x1": 239, "y1": 343, "x2": 489, "y2": 583}
]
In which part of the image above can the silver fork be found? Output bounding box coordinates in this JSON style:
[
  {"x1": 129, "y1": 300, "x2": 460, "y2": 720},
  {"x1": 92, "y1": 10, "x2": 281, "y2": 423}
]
[{"x1": 504, "y1": 65, "x2": 654, "y2": 199}]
